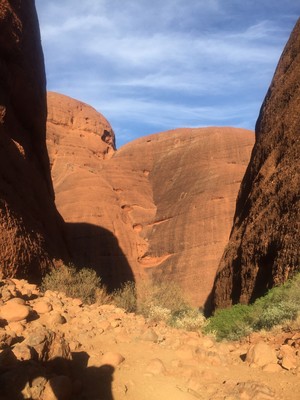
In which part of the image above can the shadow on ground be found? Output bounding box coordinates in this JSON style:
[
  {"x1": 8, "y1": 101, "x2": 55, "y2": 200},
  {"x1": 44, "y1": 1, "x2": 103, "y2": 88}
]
[{"x1": 0, "y1": 351, "x2": 115, "y2": 399}]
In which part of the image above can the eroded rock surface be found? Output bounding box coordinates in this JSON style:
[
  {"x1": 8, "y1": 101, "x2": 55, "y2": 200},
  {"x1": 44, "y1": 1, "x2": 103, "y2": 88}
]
[
  {"x1": 112, "y1": 128, "x2": 254, "y2": 306},
  {"x1": 0, "y1": 1, "x2": 66, "y2": 280},
  {"x1": 46, "y1": 92, "x2": 133, "y2": 290},
  {"x1": 213, "y1": 18, "x2": 300, "y2": 309},
  {"x1": 47, "y1": 95, "x2": 254, "y2": 305}
]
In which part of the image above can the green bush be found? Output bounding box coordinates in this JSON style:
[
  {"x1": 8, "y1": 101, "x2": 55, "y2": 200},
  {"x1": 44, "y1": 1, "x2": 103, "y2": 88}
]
[
  {"x1": 204, "y1": 303, "x2": 253, "y2": 341},
  {"x1": 254, "y1": 301, "x2": 298, "y2": 330},
  {"x1": 41, "y1": 264, "x2": 108, "y2": 305},
  {"x1": 205, "y1": 272, "x2": 300, "y2": 340}
]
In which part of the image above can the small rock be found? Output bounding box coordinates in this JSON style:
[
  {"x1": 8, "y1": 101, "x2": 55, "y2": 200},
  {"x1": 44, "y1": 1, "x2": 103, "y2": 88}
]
[
  {"x1": 262, "y1": 363, "x2": 282, "y2": 373},
  {"x1": 0, "y1": 303, "x2": 30, "y2": 322},
  {"x1": 24, "y1": 327, "x2": 71, "y2": 367},
  {"x1": 30, "y1": 376, "x2": 48, "y2": 399},
  {"x1": 245, "y1": 341, "x2": 278, "y2": 368},
  {"x1": 100, "y1": 352, "x2": 125, "y2": 367},
  {"x1": 0, "y1": 329, "x2": 13, "y2": 349},
  {"x1": 146, "y1": 358, "x2": 166, "y2": 375},
  {"x1": 279, "y1": 344, "x2": 298, "y2": 370},
  {"x1": 6, "y1": 297, "x2": 26, "y2": 305},
  {"x1": 0, "y1": 287, "x2": 13, "y2": 302},
  {"x1": 140, "y1": 328, "x2": 158, "y2": 343},
  {"x1": 48, "y1": 312, "x2": 67, "y2": 325},
  {"x1": 7, "y1": 321, "x2": 26, "y2": 335},
  {"x1": 33, "y1": 300, "x2": 53, "y2": 314},
  {"x1": 12, "y1": 343, "x2": 34, "y2": 361},
  {"x1": 281, "y1": 354, "x2": 298, "y2": 370}
]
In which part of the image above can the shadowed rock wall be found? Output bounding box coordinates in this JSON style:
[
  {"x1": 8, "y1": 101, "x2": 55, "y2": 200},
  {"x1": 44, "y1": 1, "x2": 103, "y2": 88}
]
[
  {"x1": 212, "y1": 19, "x2": 300, "y2": 309},
  {"x1": 0, "y1": 1, "x2": 66, "y2": 280}
]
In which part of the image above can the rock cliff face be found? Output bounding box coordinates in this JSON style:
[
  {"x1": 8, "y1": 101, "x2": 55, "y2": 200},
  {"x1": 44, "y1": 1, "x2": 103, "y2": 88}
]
[
  {"x1": 213, "y1": 19, "x2": 300, "y2": 309},
  {"x1": 46, "y1": 92, "x2": 131, "y2": 290},
  {"x1": 47, "y1": 93, "x2": 254, "y2": 305},
  {"x1": 113, "y1": 128, "x2": 254, "y2": 306},
  {"x1": 0, "y1": 1, "x2": 66, "y2": 280}
]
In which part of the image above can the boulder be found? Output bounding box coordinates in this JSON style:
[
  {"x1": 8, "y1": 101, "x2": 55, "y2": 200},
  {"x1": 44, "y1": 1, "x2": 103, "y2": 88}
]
[
  {"x1": 279, "y1": 344, "x2": 298, "y2": 370},
  {"x1": 0, "y1": 303, "x2": 30, "y2": 322},
  {"x1": 246, "y1": 342, "x2": 278, "y2": 368}
]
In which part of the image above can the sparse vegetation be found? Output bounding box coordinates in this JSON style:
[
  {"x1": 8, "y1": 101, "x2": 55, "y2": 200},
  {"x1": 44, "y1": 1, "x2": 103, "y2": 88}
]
[
  {"x1": 205, "y1": 272, "x2": 300, "y2": 340},
  {"x1": 42, "y1": 265, "x2": 300, "y2": 339},
  {"x1": 112, "y1": 281, "x2": 137, "y2": 313},
  {"x1": 112, "y1": 279, "x2": 206, "y2": 331},
  {"x1": 41, "y1": 263, "x2": 109, "y2": 305}
]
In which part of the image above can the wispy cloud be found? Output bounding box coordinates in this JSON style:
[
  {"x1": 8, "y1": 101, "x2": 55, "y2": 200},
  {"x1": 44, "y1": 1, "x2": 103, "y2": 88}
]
[{"x1": 35, "y1": 0, "x2": 300, "y2": 147}]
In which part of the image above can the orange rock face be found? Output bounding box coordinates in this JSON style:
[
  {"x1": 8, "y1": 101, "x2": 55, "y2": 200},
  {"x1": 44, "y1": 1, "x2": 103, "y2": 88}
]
[
  {"x1": 112, "y1": 128, "x2": 254, "y2": 306},
  {"x1": 47, "y1": 92, "x2": 254, "y2": 305},
  {"x1": 46, "y1": 92, "x2": 132, "y2": 290},
  {"x1": 0, "y1": 1, "x2": 66, "y2": 280},
  {"x1": 213, "y1": 19, "x2": 300, "y2": 309}
]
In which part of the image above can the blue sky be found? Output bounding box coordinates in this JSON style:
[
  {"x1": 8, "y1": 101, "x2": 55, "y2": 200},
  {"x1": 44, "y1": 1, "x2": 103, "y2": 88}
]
[{"x1": 35, "y1": 1, "x2": 299, "y2": 148}]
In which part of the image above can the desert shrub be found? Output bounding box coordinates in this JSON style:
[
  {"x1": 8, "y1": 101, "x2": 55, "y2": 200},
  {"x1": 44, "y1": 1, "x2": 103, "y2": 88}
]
[
  {"x1": 41, "y1": 264, "x2": 107, "y2": 305},
  {"x1": 204, "y1": 303, "x2": 253, "y2": 341},
  {"x1": 136, "y1": 280, "x2": 207, "y2": 330},
  {"x1": 111, "y1": 279, "x2": 206, "y2": 330},
  {"x1": 253, "y1": 301, "x2": 298, "y2": 330},
  {"x1": 136, "y1": 280, "x2": 189, "y2": 318},
  {"x1": 252, "y1": 276, "x2": 300, "y2": 330},
  {"x1": 205, "y1": 272, "x2": 300, "y2": 340},
  {"x1": 147, "y1": 304, "x2": 172, "y2": 323},
  {"x1": 171, "y1": 308, "x2": 207, "y2": 331},
  {"x1": 112, "y1": 281, "x2": 137, "y2": 313}
]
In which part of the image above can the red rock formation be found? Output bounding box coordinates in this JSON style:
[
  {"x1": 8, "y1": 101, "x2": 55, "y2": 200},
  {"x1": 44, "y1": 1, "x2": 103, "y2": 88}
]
[
  {"x1": 0, "y1": 1, "x2": 66, "y2": 280},
  {"x1": 46, "y1": 92, "x2": 131, "y2": 290},
  {"x1": 47, "y1": 94, "x2": 254, "y2": 305},
  {"x1": 112, "y1": 128, "x2": 254, "y2": 306},
  {"x1": 213, "y1": 19, "x2": 300, "y2": 309}
]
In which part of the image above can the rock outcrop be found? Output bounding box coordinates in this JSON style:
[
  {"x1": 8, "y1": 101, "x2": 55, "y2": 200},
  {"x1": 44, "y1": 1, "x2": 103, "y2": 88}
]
[
  {"x1": 47, "y1": 94, "x2": 254, "y2": 305},
  {"x1": 212, "y1": 19, "x2": 300, "y2": 309},
  {"x1": 46, "y1": 92, "x2": 132, "y2": 290},
  {"x1": 0, "y1": 1, "x2": 66, "y2": 280},
  {"x1": 112, "y1": 128, "x2": 254, "y2": 306}
]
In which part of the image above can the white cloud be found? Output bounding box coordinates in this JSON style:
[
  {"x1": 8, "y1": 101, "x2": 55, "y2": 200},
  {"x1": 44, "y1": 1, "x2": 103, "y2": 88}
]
[{"x1": 35, "y1": 0, "x2": 299, "y2": 146}]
